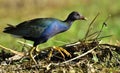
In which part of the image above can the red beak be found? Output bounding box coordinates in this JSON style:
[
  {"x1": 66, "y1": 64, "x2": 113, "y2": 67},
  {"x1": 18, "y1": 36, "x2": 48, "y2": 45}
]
[{"x1": 80, "y1": 16, "x2": 87, "y2": 20}]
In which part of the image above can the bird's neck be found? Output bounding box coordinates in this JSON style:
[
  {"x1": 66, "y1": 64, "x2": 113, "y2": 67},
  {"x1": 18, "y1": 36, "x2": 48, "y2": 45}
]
[{"x1": 64, "y1": 19, "x2": 74, "y2": 26}]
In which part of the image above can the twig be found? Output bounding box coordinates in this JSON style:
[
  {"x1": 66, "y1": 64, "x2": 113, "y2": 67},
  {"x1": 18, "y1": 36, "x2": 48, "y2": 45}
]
[
  {"x1": 21, "y1": 40, "x2": 26, "y2": 51},
  {"x1": 17, "y1": 40, "x2": 32, "y2": 47},
  {"x1": 0, "y1": 44, "x2": 24, "y2": 56},
  {"x1": 60, "y1": 46, "x2": 97, "y2": 64},
  {"x1": 18, "y1": 40, "x2": 41, "y2": 52},
  {"x1": 103, "y1": 14, "x2": 111, "y2": 26},
  {"x1": 87, "y1": 35, "x2": 112, "y2": 42},
  {"x1": 50, "y1": 46, "x2": 97, "y2": 66},
  {"x1": 87, "y1": 31, "x2": 100, "y2": 38},
  {"x1": 8, "y1": 54, "x2": 24, "y2": 61},
  {"x1": 66, "y1": 41, "x2": 81, "y2": 47},
  {"x1": 84, "y1": 12, "x2": 100, "y2": 40},
  {"x1": 95, "y1": 15, "x2": 111, "y2": 40}
]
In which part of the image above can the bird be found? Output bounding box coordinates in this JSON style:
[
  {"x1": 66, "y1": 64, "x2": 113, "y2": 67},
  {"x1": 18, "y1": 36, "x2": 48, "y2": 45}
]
[{"x1": 3, "y1": 11, "x2": 86, "y2": 65}]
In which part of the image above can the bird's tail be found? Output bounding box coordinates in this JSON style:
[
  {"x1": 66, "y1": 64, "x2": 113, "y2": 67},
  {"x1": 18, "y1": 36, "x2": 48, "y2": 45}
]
[{"x1": 3, "y1": 24, "x2": 16, "y2": 33}]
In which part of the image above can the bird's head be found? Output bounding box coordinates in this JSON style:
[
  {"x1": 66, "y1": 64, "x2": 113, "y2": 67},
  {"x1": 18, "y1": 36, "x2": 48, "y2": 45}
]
[{"x1": 67, "y1": 11, "x2": 87, "y2": 21}]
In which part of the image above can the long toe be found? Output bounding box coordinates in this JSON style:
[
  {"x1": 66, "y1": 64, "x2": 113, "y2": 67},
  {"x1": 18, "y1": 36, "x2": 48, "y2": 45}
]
[
  {"x1": 58, "y1": 47, "x2": 72, "y2": 57},
  {"x1": 53, "y1": 46, "x2": 72, "y2": 58}
]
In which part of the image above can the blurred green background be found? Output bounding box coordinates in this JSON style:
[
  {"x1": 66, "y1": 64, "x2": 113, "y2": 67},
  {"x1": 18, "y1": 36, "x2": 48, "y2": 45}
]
[{"x1": 0, "y1": 0, "x2": 120, "y2": 51}]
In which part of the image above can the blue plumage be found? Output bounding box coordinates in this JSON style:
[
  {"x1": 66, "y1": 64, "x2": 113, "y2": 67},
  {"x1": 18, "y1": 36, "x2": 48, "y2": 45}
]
[{"x1": 3, "y1": 11, "x2": 86, "y2": 47}]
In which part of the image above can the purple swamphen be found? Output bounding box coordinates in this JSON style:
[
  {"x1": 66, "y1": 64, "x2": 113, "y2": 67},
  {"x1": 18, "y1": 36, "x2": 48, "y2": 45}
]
[{"x1": 3, "y1": 11, "x2": 86, "y2": 64}]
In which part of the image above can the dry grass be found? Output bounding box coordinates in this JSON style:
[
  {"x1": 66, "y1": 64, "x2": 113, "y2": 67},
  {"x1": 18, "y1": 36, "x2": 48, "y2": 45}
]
[
  {"x1": 0, "y1": 0, "x2": 120, "y2": 73},
  {"x1": 0, "y1": 39, "x2": 120, "y2": 73},
  {"x1": 0, "y1": 13, "x2": 120, "y2": 73}
]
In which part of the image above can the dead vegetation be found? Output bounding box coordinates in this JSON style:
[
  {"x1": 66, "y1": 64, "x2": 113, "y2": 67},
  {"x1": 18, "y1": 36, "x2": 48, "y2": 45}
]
[{"x1": 0, "y1": 13, "x2": 120, "y2": 73}]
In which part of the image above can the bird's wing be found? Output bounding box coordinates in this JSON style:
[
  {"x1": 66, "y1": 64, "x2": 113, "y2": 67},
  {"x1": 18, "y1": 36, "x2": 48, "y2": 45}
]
[{"x1": 5, "y1": 18, "x2": 53, "y2": 38}]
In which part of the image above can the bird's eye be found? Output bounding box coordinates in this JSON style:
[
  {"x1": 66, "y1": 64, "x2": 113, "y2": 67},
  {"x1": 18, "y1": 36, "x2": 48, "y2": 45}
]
[{"x1": 76, "y1": 13, "x2": 79, "y2": 16}]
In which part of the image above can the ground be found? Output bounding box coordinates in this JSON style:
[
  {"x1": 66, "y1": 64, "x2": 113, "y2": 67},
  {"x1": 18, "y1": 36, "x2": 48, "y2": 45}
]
[
  {"x1": 0, "y1": 0, "x2": 120, "y2": 73},
  {"x1": 0, "y1": 16, "x2": 120, "y2": 73}
]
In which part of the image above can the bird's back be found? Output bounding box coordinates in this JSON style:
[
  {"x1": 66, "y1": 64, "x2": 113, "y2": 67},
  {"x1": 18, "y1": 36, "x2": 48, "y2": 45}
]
[{"x1": 3, "y1": 18, "x2": 69, "y2": 40}]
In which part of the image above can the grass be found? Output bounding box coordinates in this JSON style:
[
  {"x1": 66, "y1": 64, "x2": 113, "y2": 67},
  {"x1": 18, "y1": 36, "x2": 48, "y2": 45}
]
[
  {"x1": 0, "y1": 0, "x2": 120, "y2": 72},
  {"x1": 0, "y1": 0, "x2": 120, "y2": 49}
]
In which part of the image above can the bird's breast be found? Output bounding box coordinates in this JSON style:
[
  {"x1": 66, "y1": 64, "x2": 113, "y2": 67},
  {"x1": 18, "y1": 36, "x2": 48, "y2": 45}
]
[{"x1": 41, "y1": 21, "x2": 69, "y2": 39}]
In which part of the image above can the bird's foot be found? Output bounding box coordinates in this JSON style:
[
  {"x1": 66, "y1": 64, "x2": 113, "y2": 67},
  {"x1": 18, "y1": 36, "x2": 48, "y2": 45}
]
[
  {"x1": 48, "y1": 46, "x2": 72, "y2": 60},
  {"x1": 29, "y1": 47, "x2": 38, "y2": 65}
]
